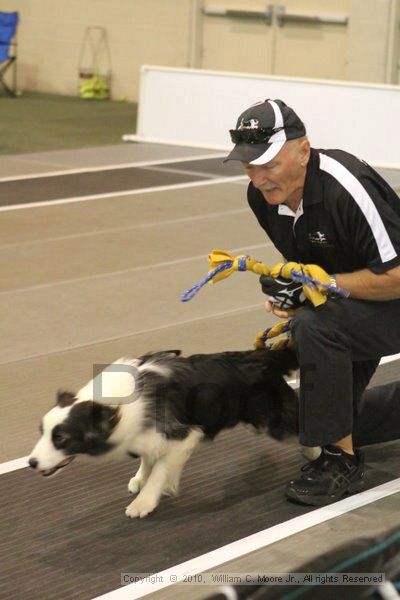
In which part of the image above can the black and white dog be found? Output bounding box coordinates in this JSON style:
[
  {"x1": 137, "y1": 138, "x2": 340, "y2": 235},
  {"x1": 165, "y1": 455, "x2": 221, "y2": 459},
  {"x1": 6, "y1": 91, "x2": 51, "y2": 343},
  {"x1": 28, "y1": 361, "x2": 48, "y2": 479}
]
[{"x1": 29, "y1": 348, "x2": 301, "y2": 518}]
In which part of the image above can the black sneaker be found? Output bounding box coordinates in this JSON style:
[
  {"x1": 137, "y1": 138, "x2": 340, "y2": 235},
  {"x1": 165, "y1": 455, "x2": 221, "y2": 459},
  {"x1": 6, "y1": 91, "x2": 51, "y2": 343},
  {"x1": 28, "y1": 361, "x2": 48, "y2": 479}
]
[{"x1": 285, "y1": 445, "x2": 365, "y2": 506}]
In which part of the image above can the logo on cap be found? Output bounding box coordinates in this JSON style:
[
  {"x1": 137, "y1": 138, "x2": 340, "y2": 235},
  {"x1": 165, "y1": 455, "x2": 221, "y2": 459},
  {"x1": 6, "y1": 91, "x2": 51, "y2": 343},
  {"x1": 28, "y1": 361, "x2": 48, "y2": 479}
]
[{"x1": 239, "y1": 118, "x2": 259, "y2": 130}]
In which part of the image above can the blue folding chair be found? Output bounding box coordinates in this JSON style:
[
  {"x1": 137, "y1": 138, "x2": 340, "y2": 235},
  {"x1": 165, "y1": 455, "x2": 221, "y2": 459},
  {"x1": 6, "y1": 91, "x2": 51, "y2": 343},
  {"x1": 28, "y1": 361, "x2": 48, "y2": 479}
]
[{"x1": 0, "y1": 11, "x2": 19, "y2": 96}]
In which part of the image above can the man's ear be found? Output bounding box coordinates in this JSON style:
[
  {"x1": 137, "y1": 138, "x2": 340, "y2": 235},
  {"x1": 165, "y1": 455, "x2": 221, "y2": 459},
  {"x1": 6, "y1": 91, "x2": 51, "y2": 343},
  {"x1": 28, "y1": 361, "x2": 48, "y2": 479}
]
[{"x1": 299, "y1": 139, "x2": 311, "y2": 167}]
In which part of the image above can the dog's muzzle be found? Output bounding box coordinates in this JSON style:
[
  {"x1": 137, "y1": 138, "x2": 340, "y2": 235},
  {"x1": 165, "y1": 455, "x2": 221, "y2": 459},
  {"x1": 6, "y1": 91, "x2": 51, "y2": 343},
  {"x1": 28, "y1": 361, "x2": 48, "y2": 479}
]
[{"x1": 28, "y1": 455, "x2": 75, "y2": 477}]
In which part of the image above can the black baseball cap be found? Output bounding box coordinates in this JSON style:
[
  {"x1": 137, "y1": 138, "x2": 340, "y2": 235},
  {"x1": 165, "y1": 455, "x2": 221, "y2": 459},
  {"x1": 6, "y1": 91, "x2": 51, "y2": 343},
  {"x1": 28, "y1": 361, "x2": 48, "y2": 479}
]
[{"x1": 224, "y1": 99, "x2": 306, "y2": 164}]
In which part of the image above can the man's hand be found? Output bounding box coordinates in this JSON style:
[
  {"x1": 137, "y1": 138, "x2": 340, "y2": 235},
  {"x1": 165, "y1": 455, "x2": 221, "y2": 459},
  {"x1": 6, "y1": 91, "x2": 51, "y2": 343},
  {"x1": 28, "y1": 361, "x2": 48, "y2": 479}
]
[
  {"x1": 264, "y1": 300, "x2": 295, "y2": 319},
  {"x1": 260, "y1": 275, "x2": 307, "y2": 317}
]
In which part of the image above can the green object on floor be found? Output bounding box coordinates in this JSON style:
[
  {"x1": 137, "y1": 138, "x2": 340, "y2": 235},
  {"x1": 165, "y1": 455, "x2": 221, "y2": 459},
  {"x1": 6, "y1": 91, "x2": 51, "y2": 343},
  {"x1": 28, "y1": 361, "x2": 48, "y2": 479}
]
[{"x1": 79, "y1": 74, "x2": 110, "y2": 100}]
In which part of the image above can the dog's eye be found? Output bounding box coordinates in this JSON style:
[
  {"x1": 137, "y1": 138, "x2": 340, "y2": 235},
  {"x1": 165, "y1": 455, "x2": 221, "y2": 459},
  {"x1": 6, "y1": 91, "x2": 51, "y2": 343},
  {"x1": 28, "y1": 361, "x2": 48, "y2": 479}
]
[{"x1": 52, "y1": 431, "x2": 70, "y2": 448}]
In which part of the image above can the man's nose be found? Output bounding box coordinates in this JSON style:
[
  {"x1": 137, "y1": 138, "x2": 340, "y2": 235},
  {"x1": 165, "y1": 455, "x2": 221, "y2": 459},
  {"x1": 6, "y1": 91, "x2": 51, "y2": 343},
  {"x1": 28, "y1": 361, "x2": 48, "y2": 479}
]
[
  {"x1": 28, "y1": 457, "x2": 38, "y2": 469},
  {"x1": 248, "y1": 168, "x2": 268, "y2": 188}
]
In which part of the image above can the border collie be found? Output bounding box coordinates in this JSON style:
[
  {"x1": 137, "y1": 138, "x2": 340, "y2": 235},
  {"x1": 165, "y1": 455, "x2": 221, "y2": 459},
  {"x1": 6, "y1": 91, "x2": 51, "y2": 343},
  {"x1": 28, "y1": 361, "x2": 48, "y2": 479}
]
[{"x1": 28, "y1": 348, "x2": 300, "y2": 518}]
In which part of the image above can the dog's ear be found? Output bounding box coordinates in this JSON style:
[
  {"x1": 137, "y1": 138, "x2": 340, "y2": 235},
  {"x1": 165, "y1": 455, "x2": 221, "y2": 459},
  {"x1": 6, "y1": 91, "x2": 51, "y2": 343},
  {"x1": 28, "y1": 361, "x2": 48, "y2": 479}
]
[
  {"x1": 56, "y1": 390, "x2": 76, "y2": 408},
  {"x1": 83, "y1": 402, "x2": 120, "y2": 456},
  {"x1": 83, "y1": 402, "x2": 120, "y2": 451},
  {"x1": 83, "y1": 430, "x2": 100, "y2": 447}
]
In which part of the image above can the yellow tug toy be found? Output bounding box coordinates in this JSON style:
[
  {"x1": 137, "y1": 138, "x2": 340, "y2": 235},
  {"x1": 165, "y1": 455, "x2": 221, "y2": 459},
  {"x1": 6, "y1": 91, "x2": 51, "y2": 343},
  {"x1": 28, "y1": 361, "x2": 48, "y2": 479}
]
[{"x1": 182, "y1": 249, "x2": 347, "y2": 350}]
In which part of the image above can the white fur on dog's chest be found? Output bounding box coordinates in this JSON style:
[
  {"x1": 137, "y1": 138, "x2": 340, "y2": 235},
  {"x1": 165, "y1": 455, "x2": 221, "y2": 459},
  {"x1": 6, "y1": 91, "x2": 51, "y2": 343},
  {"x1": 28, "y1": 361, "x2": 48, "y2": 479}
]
[{"x1": 128, "y1": 428, "x2": 169, "y2": 459}]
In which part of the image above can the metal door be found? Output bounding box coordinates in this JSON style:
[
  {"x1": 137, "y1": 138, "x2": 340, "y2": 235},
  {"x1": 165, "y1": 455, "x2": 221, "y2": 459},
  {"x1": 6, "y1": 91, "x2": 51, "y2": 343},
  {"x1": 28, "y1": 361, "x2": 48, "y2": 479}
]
[
  {"x1": 273, "y1": 0, "x2": 350, "y2": 79},
  {"x1": 200, "y1": 0, "x2": 275, "y2": 73},
  {"x1": 200, "y1": 0, "x2": 350, "y2": 80}
]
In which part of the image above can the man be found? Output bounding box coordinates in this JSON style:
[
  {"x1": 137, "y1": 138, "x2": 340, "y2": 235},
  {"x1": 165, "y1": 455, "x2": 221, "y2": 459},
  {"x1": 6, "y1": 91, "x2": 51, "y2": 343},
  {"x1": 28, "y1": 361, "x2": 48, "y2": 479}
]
[{"x1": 224, "y1": 98, "x2": 400, "y2": 506}]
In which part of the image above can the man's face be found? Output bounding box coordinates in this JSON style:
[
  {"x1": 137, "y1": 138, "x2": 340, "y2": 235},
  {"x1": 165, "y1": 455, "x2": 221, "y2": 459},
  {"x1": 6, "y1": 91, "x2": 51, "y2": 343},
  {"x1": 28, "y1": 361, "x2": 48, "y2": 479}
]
[{"x1": 242, "y1": 139, "x2": 310, "y2": 210}]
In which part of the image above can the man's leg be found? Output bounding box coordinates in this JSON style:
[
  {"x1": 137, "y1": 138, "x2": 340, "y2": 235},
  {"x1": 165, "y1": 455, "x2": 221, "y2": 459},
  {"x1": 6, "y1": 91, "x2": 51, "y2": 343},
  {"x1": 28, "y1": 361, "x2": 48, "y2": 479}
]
[
  {"x1": 292, "y1": 299, "x2": 400, "y2": 446},
  {"x1": 354, "y1": 381, "x2": 400, "y2": 447},
  {"x1": 337, "y1": 359, "x2": 381, "y2": 453},
  {"x1": 292, "y1": 302, "x2": 354, "y2": 448},
  {"x1": 332, "y1": 359, "x2": 380, "y2": 455},
  {"x1": 286, "y1": 297, "x2": 400, "y2": 505}
]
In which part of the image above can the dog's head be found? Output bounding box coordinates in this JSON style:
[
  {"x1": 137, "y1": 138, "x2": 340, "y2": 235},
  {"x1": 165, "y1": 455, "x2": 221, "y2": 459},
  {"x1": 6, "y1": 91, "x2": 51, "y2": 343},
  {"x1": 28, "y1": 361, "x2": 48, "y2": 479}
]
[{"x1": 28, "y1": 390, "x2": 120, "y2": 476}]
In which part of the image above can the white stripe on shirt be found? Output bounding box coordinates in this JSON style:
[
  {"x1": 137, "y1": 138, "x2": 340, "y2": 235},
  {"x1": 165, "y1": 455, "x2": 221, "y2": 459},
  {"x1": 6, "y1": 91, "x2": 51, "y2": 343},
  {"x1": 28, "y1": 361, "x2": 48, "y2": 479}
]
[{"x1": 319, "y1": 153, "x2": 397, "y2": 263}]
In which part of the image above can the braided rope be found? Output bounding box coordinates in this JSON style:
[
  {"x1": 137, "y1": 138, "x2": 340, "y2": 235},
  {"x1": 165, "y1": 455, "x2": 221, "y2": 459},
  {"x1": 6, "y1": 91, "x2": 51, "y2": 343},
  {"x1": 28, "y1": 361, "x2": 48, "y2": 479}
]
[
  {"x1": 290, "y1": 268, "x2": 349, "y2": 298},
  {"x1": 181, "y1": 252, "x2": 349, "y2": 350},
  {"x1": 260, "y1": 320, "x2": 292, "y2": 341},
  {"x1": 181, "y1": 259, "x2": 348, "y2": 303},
  {"x1": 256, "y1": 320, "x2": 292, "y2": 350},
  {"x1": 181, "y1": 262, "x2": 233, "y2": 302}
]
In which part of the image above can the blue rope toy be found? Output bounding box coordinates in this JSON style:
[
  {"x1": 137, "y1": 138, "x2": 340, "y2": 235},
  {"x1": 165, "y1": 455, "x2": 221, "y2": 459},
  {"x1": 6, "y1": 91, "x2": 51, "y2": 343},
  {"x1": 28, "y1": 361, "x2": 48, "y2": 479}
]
[
  {"x1": 181, "y1": 262, "x2": 238, "y2": 302},
  {"x1": 180, "y1": 251, "x2": 350, "y2": 349},
  {"x1": 181, "y1": 260, "x2": 349, "y2": 303}
]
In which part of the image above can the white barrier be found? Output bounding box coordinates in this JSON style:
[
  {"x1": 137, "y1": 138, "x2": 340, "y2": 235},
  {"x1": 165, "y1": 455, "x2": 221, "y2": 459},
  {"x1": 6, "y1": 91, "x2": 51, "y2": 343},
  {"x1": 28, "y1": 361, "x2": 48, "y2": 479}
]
[{"x1": 128, "y1": 65, "x2": 400, "y2": 169}]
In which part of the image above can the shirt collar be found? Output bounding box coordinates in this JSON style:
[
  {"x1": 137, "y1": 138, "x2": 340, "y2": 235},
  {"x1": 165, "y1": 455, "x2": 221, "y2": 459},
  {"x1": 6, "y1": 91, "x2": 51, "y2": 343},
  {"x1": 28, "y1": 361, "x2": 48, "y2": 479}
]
[
  {"x1": 278, "y1": 200, "x2": 304, "y2": 224},
  {"x1": 278, "y1": 202, "x2": 301, "y2": 217}
]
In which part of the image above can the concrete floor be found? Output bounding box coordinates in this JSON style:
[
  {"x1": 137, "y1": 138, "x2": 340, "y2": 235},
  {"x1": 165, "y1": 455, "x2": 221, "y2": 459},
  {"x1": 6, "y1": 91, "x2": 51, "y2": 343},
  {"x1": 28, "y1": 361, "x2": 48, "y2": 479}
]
[{"x1": 2, "y1": 142, "x2": 400, "y2": 600}]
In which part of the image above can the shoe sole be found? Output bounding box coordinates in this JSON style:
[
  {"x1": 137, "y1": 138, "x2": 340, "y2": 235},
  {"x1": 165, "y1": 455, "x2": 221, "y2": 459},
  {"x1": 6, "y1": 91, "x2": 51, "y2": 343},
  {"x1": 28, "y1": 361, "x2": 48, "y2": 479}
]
[{"x1": 285, "y1": 480, "x2": 365, "y2": 507}]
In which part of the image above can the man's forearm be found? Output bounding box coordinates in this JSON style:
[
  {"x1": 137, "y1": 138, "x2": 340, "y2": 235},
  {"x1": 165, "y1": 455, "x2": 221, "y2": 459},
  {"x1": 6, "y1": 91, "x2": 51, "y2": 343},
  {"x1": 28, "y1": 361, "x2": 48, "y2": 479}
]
[{"x1": 335, "y1": 267, "x2": 400, "y2": 301}]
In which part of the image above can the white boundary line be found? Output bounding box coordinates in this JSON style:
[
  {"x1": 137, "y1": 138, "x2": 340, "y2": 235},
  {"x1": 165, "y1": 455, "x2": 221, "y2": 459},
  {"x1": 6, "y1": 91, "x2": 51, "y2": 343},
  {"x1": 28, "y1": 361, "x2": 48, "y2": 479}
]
[
  {"x1": 0, "y1": 175, "x2": 247, "y2": 212},
  {"x1": 123, "y1": 134, "x2": 229, "y2": 152},
  {"x1": 92, "y1": 478, "x2": 400, "y2": 600},
  {"x1": 0, "y1": 152, "x2": 226, "y2": 182},
  {"x1": 0, "y1": 456, "x2": 29, "y2": 475},
  {"x1": 381, "y1": 353, "x2": 400, "y2": 364}
]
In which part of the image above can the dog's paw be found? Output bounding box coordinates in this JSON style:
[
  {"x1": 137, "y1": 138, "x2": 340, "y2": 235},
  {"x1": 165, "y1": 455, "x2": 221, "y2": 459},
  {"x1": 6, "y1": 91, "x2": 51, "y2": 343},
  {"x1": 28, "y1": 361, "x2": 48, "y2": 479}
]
[
  {"x1": 125, "y1": 496, "x2": 157, "y2": 519},
  {"x1": 128, "y1": 476, "x2": 142, "y2": 495}
]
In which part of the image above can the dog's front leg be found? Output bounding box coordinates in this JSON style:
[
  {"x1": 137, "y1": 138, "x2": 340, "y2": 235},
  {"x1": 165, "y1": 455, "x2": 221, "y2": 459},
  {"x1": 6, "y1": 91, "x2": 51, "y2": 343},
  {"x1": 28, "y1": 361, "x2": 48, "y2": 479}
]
[
  {"x1": 125, "y1": 455, "x2": 170, "y2": 518},
  {"x1": 125, "y1": 431, "x2": 203, "y2": 519},
  {"x1": 128, "y1": 456, "x2": 153, "y2": 495}
]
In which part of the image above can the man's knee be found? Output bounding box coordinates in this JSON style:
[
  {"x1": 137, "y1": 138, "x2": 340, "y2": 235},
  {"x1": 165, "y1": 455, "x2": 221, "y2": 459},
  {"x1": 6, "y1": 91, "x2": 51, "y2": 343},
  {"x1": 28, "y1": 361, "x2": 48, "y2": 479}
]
[
  {"x1": 291, "y1": 306, "x2": 320, "y2": 343},
  {"x1": 291, "y1": 301, "x2": 345, "y2": 345}
]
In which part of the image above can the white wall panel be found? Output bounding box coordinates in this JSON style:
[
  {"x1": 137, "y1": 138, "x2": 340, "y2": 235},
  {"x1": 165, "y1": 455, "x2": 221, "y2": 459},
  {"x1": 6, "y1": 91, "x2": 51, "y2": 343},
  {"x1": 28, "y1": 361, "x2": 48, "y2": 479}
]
[{"x1": 136, "y1": 65, "x2": 400, "y2": 168}]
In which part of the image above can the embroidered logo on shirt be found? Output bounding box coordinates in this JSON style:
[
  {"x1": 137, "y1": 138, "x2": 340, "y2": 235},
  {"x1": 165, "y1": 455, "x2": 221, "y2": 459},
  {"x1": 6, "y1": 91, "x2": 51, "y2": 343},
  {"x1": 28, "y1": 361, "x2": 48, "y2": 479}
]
[{"x1": 308, "y1": 231, "x2": 328, "y2": 245}]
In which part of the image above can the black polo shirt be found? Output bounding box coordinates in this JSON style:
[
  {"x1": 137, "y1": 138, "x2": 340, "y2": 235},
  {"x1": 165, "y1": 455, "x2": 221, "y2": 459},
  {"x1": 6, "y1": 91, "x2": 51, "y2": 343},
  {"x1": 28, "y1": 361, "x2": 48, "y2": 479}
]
[{"x1": 248, "y1": 148, "x2": 400, "y2": 274}]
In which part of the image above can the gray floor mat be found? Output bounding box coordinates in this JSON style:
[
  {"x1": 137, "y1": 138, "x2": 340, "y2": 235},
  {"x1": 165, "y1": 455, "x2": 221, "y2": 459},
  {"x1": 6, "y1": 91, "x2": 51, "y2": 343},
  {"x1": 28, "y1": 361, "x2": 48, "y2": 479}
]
[
  {"x1": 0, "y1": 167, "x2": 206, "y2": 207},
  {"x1": 2, "y1": 364, "x2": 400, "y2": 600}
]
